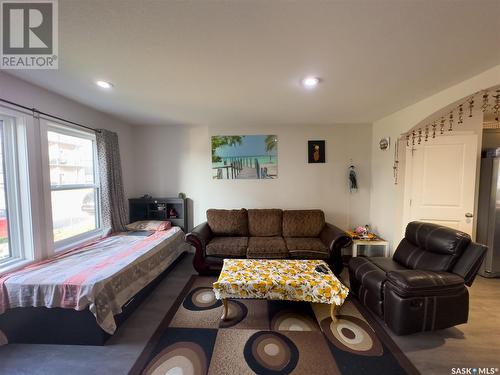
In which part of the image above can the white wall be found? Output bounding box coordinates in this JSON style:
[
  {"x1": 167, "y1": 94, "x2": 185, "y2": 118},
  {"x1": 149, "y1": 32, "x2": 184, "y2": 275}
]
[
  {"x1": 370, "y1": 64, "x2": 500, "y2": 250},
  {"x1": 0, "y1": 72, "x2": 136, "y2": 198},
  {"x1": 132, "y1": 123, "x2": 372, "y2": 229}
]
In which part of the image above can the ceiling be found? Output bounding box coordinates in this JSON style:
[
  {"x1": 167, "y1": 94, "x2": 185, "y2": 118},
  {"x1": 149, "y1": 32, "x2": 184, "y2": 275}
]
[{"x1": 8, "y1": 0, "x2": 500, "y2": 127}]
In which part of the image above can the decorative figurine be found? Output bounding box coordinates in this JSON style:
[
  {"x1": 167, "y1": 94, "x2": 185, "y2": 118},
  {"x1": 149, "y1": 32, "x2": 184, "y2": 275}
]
[{"x1": 169, "y1": 208, "x2": 178, "y2": 218}]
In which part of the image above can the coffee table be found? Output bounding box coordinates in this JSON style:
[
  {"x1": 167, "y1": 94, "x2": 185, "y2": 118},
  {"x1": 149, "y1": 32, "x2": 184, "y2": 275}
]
[{"x1": 212, "y1": 259, "x2": 349, "y2": 322}]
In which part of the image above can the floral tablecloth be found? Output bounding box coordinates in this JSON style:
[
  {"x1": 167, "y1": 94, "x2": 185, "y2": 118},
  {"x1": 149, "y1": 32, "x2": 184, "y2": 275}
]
[{"x1": 213, "y1": 259, "x2": 348, "y2": 306}]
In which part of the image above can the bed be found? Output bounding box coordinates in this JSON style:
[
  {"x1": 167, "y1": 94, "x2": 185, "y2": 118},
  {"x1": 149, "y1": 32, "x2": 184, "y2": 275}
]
[{"x1": 0, "y1": 226, "x2": 189, "y2": 345}]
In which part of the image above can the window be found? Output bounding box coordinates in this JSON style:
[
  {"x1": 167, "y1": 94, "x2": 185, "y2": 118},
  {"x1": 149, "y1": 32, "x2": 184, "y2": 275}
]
[
  {"x1": 0, "y1": 113, "x2": 33, "y2": 266},
  {"x1": 47, "y1": 125, "x2": 100, "y2": 247},
  {"x1": 0, "y1": 122, "x2": 9, "y2": 261}
]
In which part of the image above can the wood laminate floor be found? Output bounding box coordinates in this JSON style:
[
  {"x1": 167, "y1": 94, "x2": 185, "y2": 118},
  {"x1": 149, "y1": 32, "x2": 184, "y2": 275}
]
[
  {"x1": 0, "y1": 253, "x2": 498, "y2": 375},
  {"x1": 387, "y1": 274, "x2": 500, "y2": 374}
]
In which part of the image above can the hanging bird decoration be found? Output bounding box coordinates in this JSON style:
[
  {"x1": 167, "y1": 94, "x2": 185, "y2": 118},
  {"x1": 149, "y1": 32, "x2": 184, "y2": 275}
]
[{"x1": 349, "y1": 165, "x2": 358, "y2": 192}]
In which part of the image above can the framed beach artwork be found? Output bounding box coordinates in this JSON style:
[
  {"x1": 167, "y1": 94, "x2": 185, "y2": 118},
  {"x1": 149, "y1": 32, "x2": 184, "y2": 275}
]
[
  {"x1": 308, "y1": 140, "x2": 325, "y2": 163},
  {"x1": 211, "y1": 135, "x2": 278, "y2": 179}
]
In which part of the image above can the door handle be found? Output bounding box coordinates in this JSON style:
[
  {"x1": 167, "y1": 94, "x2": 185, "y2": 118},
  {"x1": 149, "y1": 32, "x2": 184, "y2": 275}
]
[{"x1": 465, "y1": 213, "x2": 474, "y2": 218}]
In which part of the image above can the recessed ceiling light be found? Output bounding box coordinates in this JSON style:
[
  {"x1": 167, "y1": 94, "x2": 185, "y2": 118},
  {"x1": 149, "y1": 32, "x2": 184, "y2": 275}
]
[
  {"x1": 301, "y1": 76, "x2": 321, "y2": 89},
  {"x1": 96, "y1": 80, "x2": 114, "y2": 89}
]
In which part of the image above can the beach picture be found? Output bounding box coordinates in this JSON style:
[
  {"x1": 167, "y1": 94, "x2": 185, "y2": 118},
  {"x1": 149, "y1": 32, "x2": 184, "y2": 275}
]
[
  {"x1": 308, "y1": 140, "x2": 326, "y2": 163},
  {"x1": 211, "y1": 135, "x2": 278, "y2": 179}
]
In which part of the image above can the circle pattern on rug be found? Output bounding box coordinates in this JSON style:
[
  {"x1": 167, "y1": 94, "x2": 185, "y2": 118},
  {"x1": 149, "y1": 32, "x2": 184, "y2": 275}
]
[
  {"x1": 320, "y1": 315, "x2": 383, "y2": 357},
  {"x1": 183, "y1": 287, "x2": 221, "y2": 311},
  {"x1": 244, "y1": 331, "x2": 299, "y2": 374},
  {"x1": 142, "y1": 341, "x2": 207, "y2": 375},
  {"x1": 219, "y1": 300, "x2": 248, "y2": 328},
  {"x1": 270, "y1": 310, "x2": 319, "y2": 332}
]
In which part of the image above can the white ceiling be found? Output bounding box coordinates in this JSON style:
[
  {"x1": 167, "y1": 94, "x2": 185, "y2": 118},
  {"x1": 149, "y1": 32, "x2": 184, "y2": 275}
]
[{"x1": 8, "y1": 0, "x2": 500, "y2": 127}]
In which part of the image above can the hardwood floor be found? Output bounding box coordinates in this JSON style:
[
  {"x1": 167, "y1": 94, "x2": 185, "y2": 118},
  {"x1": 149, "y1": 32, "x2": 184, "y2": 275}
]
[
  {"x1": 340, "y1": 266, "x2": 500, "y2": 374},
  {"x1": 0, "y1": 253, "x2": 498, "y2": 375},
  {"x1": 0, "y1": 252, "x2": 197, "y2": 375},
  {"x1": 386, "y1": 275, "x2": 500, "y2": 375}
]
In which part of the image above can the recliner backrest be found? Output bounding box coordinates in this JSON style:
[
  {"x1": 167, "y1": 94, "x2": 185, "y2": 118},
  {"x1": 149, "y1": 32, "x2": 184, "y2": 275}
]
[{"x1": 393, "y1": 222, "x2": 471, "y2": 272}]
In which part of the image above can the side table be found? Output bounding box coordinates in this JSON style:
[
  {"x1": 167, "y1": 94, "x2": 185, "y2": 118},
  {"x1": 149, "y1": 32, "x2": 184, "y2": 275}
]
[{"x1": 351, "y1": 238, "x2": 390, "y2": 257}]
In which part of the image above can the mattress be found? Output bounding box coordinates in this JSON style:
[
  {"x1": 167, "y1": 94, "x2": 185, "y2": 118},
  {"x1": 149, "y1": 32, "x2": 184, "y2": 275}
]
[{"x1": 0, "y1": 227, "x2": 189, "y2": 334}]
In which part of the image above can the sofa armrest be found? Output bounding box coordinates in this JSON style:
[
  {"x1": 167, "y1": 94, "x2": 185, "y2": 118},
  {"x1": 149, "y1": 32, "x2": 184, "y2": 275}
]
[
  {"x1": 386, "y1": 269, "x2": 465, "y2": 298},
  {"x1": 185, "y1": 222, "x2": 213, "y2": 255},
  {"x1": 320, "y1": 223, "x2": 352, "y2": 254},
  {"x1": 320, "y1": 223, "x2": 351, "y2": 275}
]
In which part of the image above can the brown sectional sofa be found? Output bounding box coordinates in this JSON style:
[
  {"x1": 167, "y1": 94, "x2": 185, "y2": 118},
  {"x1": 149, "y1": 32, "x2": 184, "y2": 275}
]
[{"x1": 185, "y1": 208, "x2": 352, "y2": 275}]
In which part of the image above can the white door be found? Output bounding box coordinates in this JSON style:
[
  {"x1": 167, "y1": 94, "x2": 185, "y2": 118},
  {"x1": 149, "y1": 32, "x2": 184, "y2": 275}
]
[{"x1": 407, "y1": 134, "x2": 478, "y2": 235}]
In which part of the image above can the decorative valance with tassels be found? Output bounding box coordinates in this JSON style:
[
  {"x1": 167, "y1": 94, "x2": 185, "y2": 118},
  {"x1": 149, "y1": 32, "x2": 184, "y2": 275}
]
[
  {"x1": 393, "y1": 87, "x2": 500, "y2": 185},
  {"x1": 403, "y1": 88, "x2": 500, "y2": 147}
]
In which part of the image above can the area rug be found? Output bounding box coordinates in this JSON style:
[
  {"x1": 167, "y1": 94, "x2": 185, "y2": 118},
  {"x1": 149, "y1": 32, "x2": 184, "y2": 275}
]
[{"x1": 129, "y1": 276, "x2": 419, "y2": 375}]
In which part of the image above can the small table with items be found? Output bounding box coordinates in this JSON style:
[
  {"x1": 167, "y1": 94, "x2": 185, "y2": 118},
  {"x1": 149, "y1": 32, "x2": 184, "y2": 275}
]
[
  {"x1": 347, "y1": 231, "x2": 390, "y2": 258},
  {"x1": 212, "y1": 259, "x2": 349, "y2": 323}
]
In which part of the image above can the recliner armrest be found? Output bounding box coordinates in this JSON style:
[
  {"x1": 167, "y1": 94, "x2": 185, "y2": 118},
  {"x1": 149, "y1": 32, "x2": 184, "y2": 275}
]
[
  {"x1": 320, "y1": 223, "x2": 352, "y2": 253},
  {"x1": 185, "y1": 222, "x2": 213, "y2": 250},
  {"x1": 386, "y1": 269, "x2": 464, "y2": 298},
  {"x1": 452, "y1": 242, "x2": 487, "y2": 286}
]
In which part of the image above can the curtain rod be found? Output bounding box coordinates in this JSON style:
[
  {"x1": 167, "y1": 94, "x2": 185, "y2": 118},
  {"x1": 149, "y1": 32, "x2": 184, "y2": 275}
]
[{"x1": 0, "y1": 97, "x2": 101, "y2": 133}]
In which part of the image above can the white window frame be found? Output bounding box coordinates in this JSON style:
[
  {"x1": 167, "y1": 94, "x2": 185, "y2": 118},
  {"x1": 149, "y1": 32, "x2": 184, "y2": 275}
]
[
  {"x1": 40, "y1": 120, "x2": 103, "y2": 253},
  {"x1": 0, "y1": 109, "x2": 35, "y2": 272}
]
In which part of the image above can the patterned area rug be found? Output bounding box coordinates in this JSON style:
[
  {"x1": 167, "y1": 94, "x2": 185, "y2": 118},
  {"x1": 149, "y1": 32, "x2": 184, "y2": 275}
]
[{"x1": 129, "y1": 276, "x2": 419, "y2": 375}]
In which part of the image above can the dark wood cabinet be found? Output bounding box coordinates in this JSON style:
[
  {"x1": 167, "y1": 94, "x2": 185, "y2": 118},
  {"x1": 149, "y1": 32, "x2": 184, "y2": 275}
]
[{"x1": 128, "y1": 197, "x2": 188, "y2": 231}]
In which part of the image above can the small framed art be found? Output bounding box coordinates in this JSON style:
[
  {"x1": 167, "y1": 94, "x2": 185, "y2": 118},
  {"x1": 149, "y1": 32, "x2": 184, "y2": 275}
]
[{"x1": 308, "y1": 140, "x2": 325, "y2": 163}]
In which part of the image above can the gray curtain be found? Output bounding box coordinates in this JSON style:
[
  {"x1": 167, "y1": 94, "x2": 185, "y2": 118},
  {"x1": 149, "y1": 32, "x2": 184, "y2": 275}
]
[{"x1": 96, "y1": 129, "x2": 127, "y2": 233}]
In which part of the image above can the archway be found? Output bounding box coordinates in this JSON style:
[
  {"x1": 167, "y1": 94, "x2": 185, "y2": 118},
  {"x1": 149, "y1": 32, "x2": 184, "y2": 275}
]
[{"x1": 394, "y1": 85, "x2": 500, "y2": 241}]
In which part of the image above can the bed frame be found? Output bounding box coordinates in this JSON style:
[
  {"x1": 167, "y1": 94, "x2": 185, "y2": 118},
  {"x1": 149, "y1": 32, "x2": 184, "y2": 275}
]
[{"x1": 0, "y1": 252, "x2": 187, "y2": 346}]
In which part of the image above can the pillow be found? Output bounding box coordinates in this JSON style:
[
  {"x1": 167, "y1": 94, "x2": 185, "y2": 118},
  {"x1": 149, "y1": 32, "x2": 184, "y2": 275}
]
[
  {"x1": 126, "y1": 220, "x2": 171, "y2": 231},
  {"x1": 207, "y1": 209, "x2": 249, "y2": 236}
]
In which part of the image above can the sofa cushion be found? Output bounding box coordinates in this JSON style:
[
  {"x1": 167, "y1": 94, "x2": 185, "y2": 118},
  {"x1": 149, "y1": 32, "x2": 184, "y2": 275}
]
[
  {"x1": 386, "y1": 269, "x2": 465, "y2": 298},
  {"x1": 248, "y1": 209, "x2": 283, "y2": 237},
  {"x1": 247, "y1": 237, "x2": 288, "y2": 259},
  {"x1": 369, "y1": 257, "x2": 408, "y2": 273},
  {"x1": 285, "y1": 237, "x2": 329, "y2": 259},
  {"x1": 282, "y1": 210, "x2": 325, "y2": 237},
  {"x1": 206, "y1": 237, "x2": 248, "y2": 257},
  {"x1": 207, "y1": 209, "x2": 249, "y2": 236}
]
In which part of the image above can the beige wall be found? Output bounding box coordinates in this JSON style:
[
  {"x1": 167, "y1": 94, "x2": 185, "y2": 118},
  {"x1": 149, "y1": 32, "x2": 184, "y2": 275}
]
[
  {"x1": 131, "y1": 123, "x2": 372, "y2": 229},
  {"x1": 0, "y1": 72, "x2": 136, "y2": 199},
  {"x1": 370, "y1": 64, "x2": 500, "y2": 250},
  {"x1": 482, "y1": 129, "x2": 500, "y2": 150},
  {"x1": 5, "y1": 64, "x2": 499, "y2": 246}
]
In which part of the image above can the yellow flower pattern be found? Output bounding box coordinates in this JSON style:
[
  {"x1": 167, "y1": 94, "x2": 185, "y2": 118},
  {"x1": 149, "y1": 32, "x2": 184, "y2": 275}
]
[{"x1": 213, "y1": 259, "x2": 349, "y2": 306}]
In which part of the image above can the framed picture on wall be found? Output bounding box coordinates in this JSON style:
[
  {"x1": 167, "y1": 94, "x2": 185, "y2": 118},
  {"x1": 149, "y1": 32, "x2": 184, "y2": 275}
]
[
  {"x1": 308, "y1": 140, "x2": 325, "y2": 163},
  {"x1": 211, "y1": 135, "x2": 278, "y2": 179}
]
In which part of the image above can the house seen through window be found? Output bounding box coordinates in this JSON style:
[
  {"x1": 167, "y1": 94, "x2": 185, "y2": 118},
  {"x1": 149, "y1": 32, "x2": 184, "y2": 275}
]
[{"x1": 48, "y1": 127, "x2": 100, "y2": 243}]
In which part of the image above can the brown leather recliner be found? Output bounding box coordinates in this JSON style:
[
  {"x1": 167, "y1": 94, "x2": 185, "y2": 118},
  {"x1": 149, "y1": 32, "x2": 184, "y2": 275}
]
[{"x1": 348, "y1": 221, "x2": 487, "y2": 335}]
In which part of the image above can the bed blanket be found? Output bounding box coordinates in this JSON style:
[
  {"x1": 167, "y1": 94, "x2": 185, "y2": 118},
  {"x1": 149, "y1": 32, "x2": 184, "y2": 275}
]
[{"x1": 0, "y1": 227, "x2": 189, "y2": 334}]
